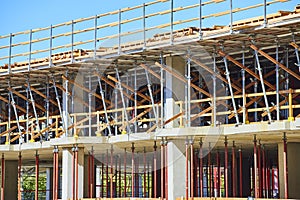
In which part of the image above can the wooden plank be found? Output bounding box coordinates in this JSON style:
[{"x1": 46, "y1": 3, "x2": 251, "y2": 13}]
[
  {"x1": 218, "y1": 50, "x2": 276, "y2": 90},
  {"x1": 155, "y1": 62, "x2": 211, "y2": 97},
  {"x1": 250, "y1": 44, "x2": 300, "y2": 81},
  {"x1": 0, "y1": 126, "x2": 17, "y2": 137},
  {"x1": 0, "y1": 96, "x2": 27, "y2": 114},
  {"x1": 8, "y1": 88, "x2": 46, "y2": 112},
  {"x1": 62, "y1": 75, "x2": 112, "y2": 105},
  {"x1": 24, "y1": 84, "x2": 58, "y2": 107},
  {"x1": 189, "y1": 56, "x2": 242, "y2": 93}
]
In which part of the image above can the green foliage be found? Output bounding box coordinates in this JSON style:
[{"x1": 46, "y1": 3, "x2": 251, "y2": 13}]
[{"x1": 22, "y1": 174, "x2": 47, "y2": 199}]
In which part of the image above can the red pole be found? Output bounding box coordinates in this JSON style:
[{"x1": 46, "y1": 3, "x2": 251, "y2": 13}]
[
  {"x1": 88, "y1": 152, "x2": 91, "y2": 198},
  {"x1": 253, "y1": 135, "x2": 258, "y2": 198},
  {"x1": 165, "y1": 140, "x2": 168, "y2": 200},
  {"x1": 232, "y1": 142, "x2": 236, "y2": 197},
  {"x1": 75, "y1": 146, "x2": 79, "y2": 200},
  {"x1": 185, "y1": 139, "x2": 189, "y2": 200},
  {"x1": 124, "y1": 148, "x2": 127, "y2": 197},
  {"x1": 262, "y1": 146, "x2": 266, "y2": 198},
  {"x1": 1, "y1": 154, "x2": 4, "y2": 200},
  {"x1": 54, "y1": 147, "x2": 59, "y2": 200},
  {"x1": 91, "y1": 148, "x2": 94, "y2": 198},
  {"x1": 190, "y1": 140, "x2": 194, "y2": 199},
  {"x1": 208, "y1": 147, "x2": 211, "y2": 197},
  {"x1": 216, "y1": 151, "x2": 220, "y2": 197},
  {"x1": 199, "y1": 139, "x2": 203, "y2": 197},
  {"x1": 17, "y1": 152, "x2": 22, "y2": 200},
  {"x1": 153, "y1": 141, "x2": 157, "y2": 198},
  {"x1": 224, "y1": 136, "x2": 228, "y2": 198},
  {"x1": 101, "y1": 159, "x2": 104, "y2": 198},
  {"x1": 143, "y1": 148, "x2": 147, "y2": 197},
  {"x1": 239, "y1": 148, "x2": 243, "y2": 197},
  {"x1": 106, "y1": 150, "x2": 109, "y2": 198},
  {"x1": 258, "y1": 141, "x2": 262, "y2": 198},
  {"x1": 283, "y1": 133, "x2": 288, "y2": 199},
  {"x1": 118, "y1": 155, "x2": 121, "y2": 198},
  {"x1": 131, "y1": 143, "x2": 135, "y2": 198},
  {"x1": 35, "y1": 151, "x2": 39, "y2": 200},
  {"x1": 160, "y1": 140, "x2": 164, "y2": 199},
  {"x1": 194, "y1": 150, "x2": 198, "y2": 197},
  {"x1": 72, "y1": 146, "x2": 75, "y2": 200},
  {"x1": 110, "y1": 145, "x2": 113, "y2": 198}
]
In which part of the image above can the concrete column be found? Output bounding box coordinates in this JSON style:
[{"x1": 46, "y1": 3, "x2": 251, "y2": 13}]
[
  {"x1": 46, "y1": 168, "x2": 53, "y2": 200},
  {"x1": 165, "y1": 56, "x2": 185, "y2": 128},
  {"x1": 278, "y1": 142, "x2": 300, "y2": 199},
  {"x1": 62, "y1": 147, "x2": 85, "y2": 199},
  {"x1": 167, "y1": 140, "x2": 189, "y2": 199},
  {"x1": 2, "y1": 160, "x2": 18, "y2": 199}
]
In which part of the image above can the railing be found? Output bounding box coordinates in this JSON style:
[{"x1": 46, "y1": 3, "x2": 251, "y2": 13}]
[
  {"x1": 0, "y1": 88, "x2": 299, "y2": 144},
  {"x1": 0, "y1": 0, "x2": 295, "y2": 73}
]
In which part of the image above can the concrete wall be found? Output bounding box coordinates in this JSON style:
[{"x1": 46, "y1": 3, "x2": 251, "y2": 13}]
[{"x1": 278, "y1": 142, "x2": 300, "y2": 199}]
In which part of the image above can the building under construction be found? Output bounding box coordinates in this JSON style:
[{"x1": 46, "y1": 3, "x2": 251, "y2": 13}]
[{"x1": 0, "y1": 0, "x2": 300, "y2": 199}]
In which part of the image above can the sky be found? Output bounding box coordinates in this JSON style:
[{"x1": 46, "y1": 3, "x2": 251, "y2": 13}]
[
  {"x1": 1, "y1": 0, "x2": 298, "y2": 36},
  {"x1": 0, "y1": 0, "x2": 298, "y2": 65}
]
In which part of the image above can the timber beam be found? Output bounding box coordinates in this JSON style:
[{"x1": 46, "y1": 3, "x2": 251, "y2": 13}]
[{"x1": 250, "y1": 44, "x2": 300, "y2": 81}]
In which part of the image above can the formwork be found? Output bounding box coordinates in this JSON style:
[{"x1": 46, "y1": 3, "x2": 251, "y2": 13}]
[{"x1": 0, "y1": 0, "x2": 300, "y2": 199}]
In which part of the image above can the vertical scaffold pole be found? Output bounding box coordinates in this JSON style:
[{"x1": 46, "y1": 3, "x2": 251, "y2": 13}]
[
  {"x1": 143, "y1": 3, "x2": 146, "y2": 49},
  {"x1": 213, "y1": 50, "x2": 217, "y2": 127},
  {"x1": 160, "y1": 139, "x2": 165, "y2": 199},
  {"x1": 28, "y1": 29, "x2": 32, "y2": 72},
  {"x1": 185, "y1": 138, "x2": 189, "y2": 200},
  {"x1": 131, "y1": 143, "x2": 135, "y2": 197},
  {"x1": 199, "y1": 0, "x2": 203, "y2": 39},
  {"x1": 276, "y1": 42, "x2": 280, "y2": 121},
  {"x1": 208, "y1": 143, "x2": 211, "y2": 197},
  {"x1": 49, "y1": 25, "x2": 53, "y2": 67},
  {"x1": 199, "y1": 138, "x2": 203, "y2": 197},
  {"x1": 242, "y1": 45, "x2": 246, "y2": 124},
  {"x1": 17, "y1": 152, "x2": 22, "y2": 200},
  {"x1": 1, "y1": 154, "x2": 5, "y2": 200},
  {"x1": 160, "y1": 53, "x2": 164, "y2": 128},
  {"x1": 145, "y1": 69, "x2": 159, "y2": 125},
  {"x1": 283, "y1": 132, "x2": 288, "y2": 199},
  {"x1": 170, "y1": 0, "x2": 174, "y2": 45},
  {"x1": 153, "y1": 141, "x2": 157, "y2": 198},
  {"x1": 224, "y1": 136, "x2": 228, "y2": 197},
  {"x1": 254, "y1": 50, "x2": 272, "y2": 123},
  {"x1": 239, "y1": 147, "x2": 243, "y2": 197},
  {"x1": 35, "y1": 150, "x2": 39, "y2": 200},
  {"x1": 263, "y1": 0, "x2": 267, "y2": 27},
  {"x1": 8, "y1": 33, "x2": 13, "y2": 74},
  {"x1": 118, "y1": 9, "x2": 121, "y2": 55},
  {"x1": 223, "y1": 52, "x2": 239, "y2": 124},
  {"x1": 229, "y1": 0, "x2": 233, "y2": 33},
  {"x1": 115, "y1": 68, "x2": 131, "y2": 134},
  {"x1": 94, "y1": 15, "x2": 98, "y2": 59},
  {"x1": 187, "y1": 50, "x2": 191, "y2": 127}
]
